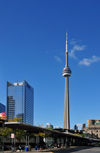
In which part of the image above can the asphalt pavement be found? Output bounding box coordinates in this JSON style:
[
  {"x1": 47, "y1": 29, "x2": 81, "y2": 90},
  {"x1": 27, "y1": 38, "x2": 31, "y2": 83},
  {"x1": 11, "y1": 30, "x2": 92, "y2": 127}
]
[{"x1": 4, "y1": 146, "x2": 100, "y2": 153}]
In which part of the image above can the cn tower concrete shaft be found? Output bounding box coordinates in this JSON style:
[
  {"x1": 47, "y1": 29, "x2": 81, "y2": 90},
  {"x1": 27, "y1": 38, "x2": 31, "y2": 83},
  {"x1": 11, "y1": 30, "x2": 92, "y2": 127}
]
[
  {"x1": 63, "y1": 77, "x2": 70, "y2": 129},
  {"x1": 63, "y1": 32, "x2": 71, "y2": 130}
]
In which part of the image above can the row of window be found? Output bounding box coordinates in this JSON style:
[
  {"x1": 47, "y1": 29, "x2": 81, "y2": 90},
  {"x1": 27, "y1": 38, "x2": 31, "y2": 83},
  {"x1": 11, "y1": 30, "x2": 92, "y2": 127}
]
[{"x1": 91, "y1": 130, "x2": 100, "y2": 133}]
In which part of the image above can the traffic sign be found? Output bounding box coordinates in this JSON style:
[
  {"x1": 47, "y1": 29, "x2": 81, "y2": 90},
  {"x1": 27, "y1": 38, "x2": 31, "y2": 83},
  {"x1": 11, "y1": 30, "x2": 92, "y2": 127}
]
[{"x1": 11, "y1": 133, "x2": 14, "y2": 138}]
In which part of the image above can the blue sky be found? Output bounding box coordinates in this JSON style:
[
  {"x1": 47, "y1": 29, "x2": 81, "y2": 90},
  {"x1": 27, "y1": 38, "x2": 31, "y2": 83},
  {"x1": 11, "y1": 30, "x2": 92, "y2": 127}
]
[{"x1": 0, "y1": 0, "x2": 100, "y2": 129}]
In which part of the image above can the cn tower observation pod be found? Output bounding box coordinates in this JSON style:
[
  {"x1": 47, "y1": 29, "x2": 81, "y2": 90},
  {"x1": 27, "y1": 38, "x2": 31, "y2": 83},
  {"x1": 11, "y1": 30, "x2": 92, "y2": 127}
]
[{"x1": 63, "y1": 66, "x2": 71, "y2": 77}]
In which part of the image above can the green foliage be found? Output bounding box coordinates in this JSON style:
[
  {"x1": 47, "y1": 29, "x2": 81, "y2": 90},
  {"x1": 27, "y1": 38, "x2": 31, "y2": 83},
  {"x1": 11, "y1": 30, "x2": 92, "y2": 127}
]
[
  {"x1": 75, "y1": 133, "x2": 86, "y2": 137},
  {"x1": 29, "y1": 133, "x2": 35, "y2": 138},
  {"x1": 0, "y1": 116, "x2": 7, "y2": 120},
  {"x1": 0, "y1": 117, "x2": 24, "y2": 140},
  {"x1": 34, "y1": 132, "x2": 45, "y2": 137},
  {"x1": 47, "y1": 127, "x2": 53, "y2": 130},
  {"x1": 16, "y1": 129, "x2": 26, "y2": 140},
  {"x1": 0, "y1": 127, "x2": 12, "y2": 138},
  {"x1": 37, "y1": 123, "x2": 43, "y2": 127},
  {"x1": 8, "y1": 117, "x2": 22, "y2": 122},
  {"x1": 35, "y1": 123, "x2": 46, "y2": 137},
  {"x1": 81, "y1": 133, "x2": 86, "y2": 137}
]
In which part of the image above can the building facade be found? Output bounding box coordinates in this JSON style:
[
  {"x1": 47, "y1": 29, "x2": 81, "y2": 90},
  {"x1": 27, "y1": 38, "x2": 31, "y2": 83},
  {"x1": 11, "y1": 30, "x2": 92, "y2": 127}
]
[
  {"x1": 46, "y1": 123, "x2": 53, "y2": 129},
  {"x1": 0, "y1": 103, "x2": 5, "y2": 113},
  {"x1": 7, "y1": 80, "x2": 34, "y2": 125},
  {"x1": 84, "y1": 120, "x2": 100, "y2": 139}
]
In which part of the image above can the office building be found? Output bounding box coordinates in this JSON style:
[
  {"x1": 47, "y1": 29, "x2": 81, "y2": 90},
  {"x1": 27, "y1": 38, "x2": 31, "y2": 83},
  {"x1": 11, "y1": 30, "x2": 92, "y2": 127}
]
[
  {"x1": 63, "y1": 32, "x2": 71, "y2": 129},
  {"x1": 46, "y1": 123, "x2": 53, "y2": 129},
  {"x1": 0, "y1": 103, "x2": 6, "y2": 113},
  {"x1": 7, "y1": 80, "x2": 34, "y2": 125},
  {"x1": 83, "y1": 120, "x2": 100, "y2": 139}
]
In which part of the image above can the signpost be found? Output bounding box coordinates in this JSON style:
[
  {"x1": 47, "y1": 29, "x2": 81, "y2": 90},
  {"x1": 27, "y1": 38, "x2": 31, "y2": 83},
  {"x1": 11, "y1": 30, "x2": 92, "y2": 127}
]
[
  {"x1": 11, "y1": 133, "x2": 14, "y2": 139},
  {"x1": 11, "y1": 133, "x2": 14, "y2": 152}
]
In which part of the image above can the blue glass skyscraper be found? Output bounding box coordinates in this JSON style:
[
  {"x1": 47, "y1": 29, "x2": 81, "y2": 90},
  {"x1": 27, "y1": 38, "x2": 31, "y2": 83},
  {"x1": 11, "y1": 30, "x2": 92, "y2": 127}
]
[
  {"x1": 7, "y1": 80, "x2": 34, "y2": 125},
  {"x1": 0, "y1": 103, "x2": 6, "y2": 113}
]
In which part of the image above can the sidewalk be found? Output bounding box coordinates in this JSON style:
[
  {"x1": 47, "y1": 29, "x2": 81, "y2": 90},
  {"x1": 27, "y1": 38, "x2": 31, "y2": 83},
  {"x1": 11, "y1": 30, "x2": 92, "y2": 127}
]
[{"x1": 4, "y1": 146, "x2": 87, "y2": 153}]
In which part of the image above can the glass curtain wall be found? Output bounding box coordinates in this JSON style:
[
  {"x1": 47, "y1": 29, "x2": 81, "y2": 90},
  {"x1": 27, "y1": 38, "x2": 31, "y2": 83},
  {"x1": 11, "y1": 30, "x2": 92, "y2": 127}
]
[{"x1": 7, "y1": 80, "x2": 34, "y2": 125}]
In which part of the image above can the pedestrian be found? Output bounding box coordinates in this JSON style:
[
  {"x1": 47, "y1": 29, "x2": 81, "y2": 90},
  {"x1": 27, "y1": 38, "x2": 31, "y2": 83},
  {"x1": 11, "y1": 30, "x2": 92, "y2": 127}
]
[
  {"x1": 19, "y1": 145, "x2": 21, "y2": 151},
  {"x1": 59, "y1": 142, "x2": 61, "y2": 148},
  {"x1": 37, "y1": 143, "x2": 40, "y2": 151},
  {"x1": 65, "y1": 143, "x2": 67, "y2": 148}
]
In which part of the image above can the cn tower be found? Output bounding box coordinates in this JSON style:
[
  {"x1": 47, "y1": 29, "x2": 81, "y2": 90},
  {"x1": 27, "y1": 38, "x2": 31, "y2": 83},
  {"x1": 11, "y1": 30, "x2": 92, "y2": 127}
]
[{"x1": 63, "y1": 32, "x2": 71, "y2": 130}]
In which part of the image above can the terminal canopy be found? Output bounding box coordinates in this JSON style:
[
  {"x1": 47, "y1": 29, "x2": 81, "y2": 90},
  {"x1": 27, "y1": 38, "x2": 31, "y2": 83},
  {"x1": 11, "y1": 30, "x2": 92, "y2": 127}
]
[{"x1": 5, "y1": 122, "x2": 87, "y2": 140}]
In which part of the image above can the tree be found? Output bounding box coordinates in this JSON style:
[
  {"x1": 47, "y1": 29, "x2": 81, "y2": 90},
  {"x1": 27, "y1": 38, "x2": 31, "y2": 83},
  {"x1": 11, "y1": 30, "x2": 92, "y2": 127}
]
[
  {"x1": 47, "y1": 127, "x2": 53, "y2": 130},
  {"x1": 35, "y1": 123, "x2": 46, "y2": 138},
  {"x1": 37, "y1": 123, "x2": 43, "y2": 127},
  {"x1": 34, "y1": 132, "x2": 45, "y2": 138},
  {"x1": 0, "y1": 115, "x2": 7, "y2": 121},
  {"x1": 8, "y1": 117, "x2": 22, "y2": 122},
  {"x1": 16, "y1": 129, "x2": 26, "y2": 142},
  {"x1": 0, "y1": 127, "x2": 12, "y2": 138},
  {"x1": 0, "y1": 117, "x2": 25, "y2": 141},
  {"x1": 75, "y1": 133, "x2": 86, "y2": 137}
]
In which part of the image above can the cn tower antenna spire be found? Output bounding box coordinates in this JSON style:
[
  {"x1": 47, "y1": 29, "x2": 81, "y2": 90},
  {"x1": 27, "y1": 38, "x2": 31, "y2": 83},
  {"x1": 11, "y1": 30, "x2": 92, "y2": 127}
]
[
  {"x1": 66, "y1": 31, "x2": 68, "y2": 52},
  {"x1": 63, "y1": 31, "x2": 71, "y2": 130},
  {"x1": 66, "y1": 31, "x2": 68, "y2": 67}
]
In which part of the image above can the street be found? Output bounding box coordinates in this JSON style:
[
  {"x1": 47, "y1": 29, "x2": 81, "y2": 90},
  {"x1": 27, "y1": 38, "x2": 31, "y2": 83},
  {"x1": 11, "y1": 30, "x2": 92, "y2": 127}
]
[
  {"x1": 51, "y1": 147, "x2": 100, "y2": 153},
  {"x1": 4, "y1": 146, "x2": 100, "y2": 153}
]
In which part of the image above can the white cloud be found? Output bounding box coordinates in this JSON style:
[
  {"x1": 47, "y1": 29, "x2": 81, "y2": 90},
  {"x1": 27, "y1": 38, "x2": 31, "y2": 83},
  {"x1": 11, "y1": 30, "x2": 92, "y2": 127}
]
[
  {"x1": 70, "y1": 39, "x2": 76, "y2": 45},
  {"x1": 70, "y1": 39, "x2": 82, "y2": 45},
  {"x1": 79, "y1": 55, "x2": 100, "y2": 66},
  {"x1": 76, "y1": 123, "x2": 83, "y2": 130},
  {"x1": 54, "y1": 56, "x2": 61, "y2": 63},
  {"x1": 77, "y1": 123, "x2": 83, "y2": 127},
  {"x1": 73, "y1": 45, "x2": 86, "y2": 51},
  {"x1": 69, "y1": 45, "x2": 86, "y2": 59}
]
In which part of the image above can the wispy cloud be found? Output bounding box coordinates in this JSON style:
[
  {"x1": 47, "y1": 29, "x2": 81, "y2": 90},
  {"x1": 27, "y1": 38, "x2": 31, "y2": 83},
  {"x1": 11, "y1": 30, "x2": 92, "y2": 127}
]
[
  {"x1": 70, "y1": 39, "x2": 76, "y2": 45},
  {"x1": 69, "y1": 39, "x2": 87, "y2": 59},
  {"x1": 77, "y1": 123, "x2": 83, "y2": 128},
  {"x1": 69, "y1": 45, "x2": 87, "y2": 59},
  {"x1": 54, "y1": 56, "x2": 61, "y2": 63},
  {"x1": 70, "y1": 39, "x2": 82, "y2": 45},
  {"x1": 77, "y1": 123, "x2": 83, "y2": 129},
  {"x1": 79, "y1": 55, "x2": 100, "y2": 66}
]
